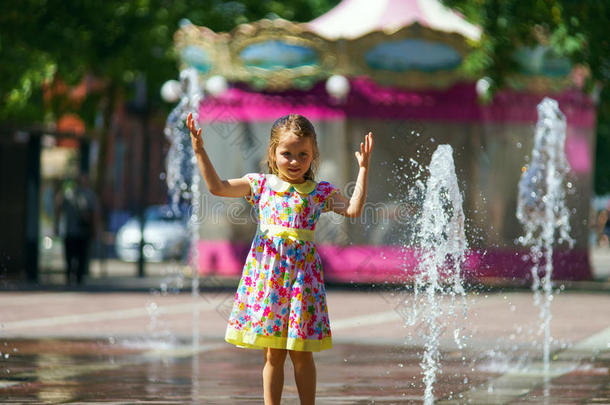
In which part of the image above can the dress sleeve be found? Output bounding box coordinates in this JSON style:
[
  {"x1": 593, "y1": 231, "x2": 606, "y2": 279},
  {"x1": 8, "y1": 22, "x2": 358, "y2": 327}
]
[
  {"x1": 319, "y1": 181, "x2": 341, "y2": 213},
  {"x1": 244, "y1": 173, "x2": 266, "y2": 207}
]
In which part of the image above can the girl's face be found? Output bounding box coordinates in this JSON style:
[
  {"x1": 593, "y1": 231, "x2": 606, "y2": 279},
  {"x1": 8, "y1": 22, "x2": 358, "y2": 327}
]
[{"x1": 274, "y1": 132, "x2": 314, "y2": 183}]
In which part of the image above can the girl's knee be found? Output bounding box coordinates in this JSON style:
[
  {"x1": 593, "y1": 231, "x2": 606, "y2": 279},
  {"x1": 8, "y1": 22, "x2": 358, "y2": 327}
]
[
  {"x1": 289, "y1": 350, "x2": 314, "y2": 366},
  {"x1": 264, "y1": 348, "x2": 288, "y2": 366}
]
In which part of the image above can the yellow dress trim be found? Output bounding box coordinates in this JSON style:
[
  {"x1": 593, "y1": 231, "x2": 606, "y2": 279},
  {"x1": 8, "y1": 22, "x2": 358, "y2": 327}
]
[
  {"x1": 225, "y1": 327, "x2": 332, "y2": 352},
  {"x1": 322, "y1": 188, "x2": 339, "y2": 212},
  {"x1": 259, "y1": 223, "x2": 314, "y2": 241},
  {"x1": 266, "y1": 174, "x2": 317, "y2": 195}
]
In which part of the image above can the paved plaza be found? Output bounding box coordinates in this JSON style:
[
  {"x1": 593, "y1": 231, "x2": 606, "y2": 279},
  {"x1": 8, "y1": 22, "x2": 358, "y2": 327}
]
[{"x1": 1, "y1": 265, "x2": 610, "y2": 404}]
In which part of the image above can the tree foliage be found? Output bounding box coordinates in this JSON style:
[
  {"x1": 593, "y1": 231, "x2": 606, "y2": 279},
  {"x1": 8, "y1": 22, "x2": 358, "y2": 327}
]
[
  {"x1": 442, "y1": 0, "x2": 610, "y2": 194},
  {"x1": 2, "y1": 0, "x2": 607, "y2": 193},
  {"x1": 0, "y1": 0, "x2": 339, "y2": 126}
]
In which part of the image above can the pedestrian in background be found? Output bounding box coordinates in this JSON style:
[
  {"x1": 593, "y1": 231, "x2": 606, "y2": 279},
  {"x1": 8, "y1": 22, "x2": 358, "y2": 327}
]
[
  {"x1": 597, "y1": 201, "x2": 610, "y2": 247},
  {"x1": 55, "y1": 174, "x2": 99, "y2": 285}
]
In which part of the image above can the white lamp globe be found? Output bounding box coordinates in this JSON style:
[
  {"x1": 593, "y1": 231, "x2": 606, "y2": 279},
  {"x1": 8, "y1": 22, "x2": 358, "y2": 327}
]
[
  {"x1": 476, "y1": 77, "x2": 492, "y2": 97},
  {"x1": 205, "y1": 75, "x2": 228, "y2": 96},
  {"x1": 160, "y1": 80, "x2": 182, "y2": 103},
  {"x1": 326, "y1": 75, "x2": 350, "y2": 100}
]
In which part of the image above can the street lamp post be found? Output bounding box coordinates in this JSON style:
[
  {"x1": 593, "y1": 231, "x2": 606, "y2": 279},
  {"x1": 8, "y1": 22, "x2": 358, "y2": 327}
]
[{"x1": 128, "y1": 75, "x2": 150, "y2": 278}]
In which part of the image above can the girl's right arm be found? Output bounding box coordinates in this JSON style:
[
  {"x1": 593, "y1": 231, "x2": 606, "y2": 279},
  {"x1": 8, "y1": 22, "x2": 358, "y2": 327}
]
[{"x1": 187, "y1": 112, "x2": 251, "y2": 198}]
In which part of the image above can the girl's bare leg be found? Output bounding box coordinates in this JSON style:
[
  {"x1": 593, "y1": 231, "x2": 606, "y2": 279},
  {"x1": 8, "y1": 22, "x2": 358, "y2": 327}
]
[
  {"x1": 289, "y1": 350, "x2": 316, "y2": 405},
  {"x1": 263, "y1": 348, "x2": 287, "y2": 405}
]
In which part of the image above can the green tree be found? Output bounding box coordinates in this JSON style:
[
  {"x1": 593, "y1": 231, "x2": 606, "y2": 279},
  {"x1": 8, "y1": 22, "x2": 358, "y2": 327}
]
[
  {"x1": 442, "y1": 0, "x2": 610, "y2": 194},
  {"x1": 0, "y1": 0, "x2": 339, "y2": 123},
  {"x1": 0, "y1": 0, "x2": 339, "y2": 191}
]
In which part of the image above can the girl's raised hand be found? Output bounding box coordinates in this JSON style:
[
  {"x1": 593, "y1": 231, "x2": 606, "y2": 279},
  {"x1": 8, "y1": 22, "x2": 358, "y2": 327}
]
[
  {"x1": 187, "y1": 112, "x2": 204, "y2": 152},
  {"x1": 355, "y1": 132, "x2": 374, "y2": 169}
]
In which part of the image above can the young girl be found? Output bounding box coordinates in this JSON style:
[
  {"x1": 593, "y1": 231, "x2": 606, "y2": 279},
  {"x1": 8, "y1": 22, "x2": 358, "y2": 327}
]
[{"x1": 187, "y1": 112, "x2": 373, "y2": 405}]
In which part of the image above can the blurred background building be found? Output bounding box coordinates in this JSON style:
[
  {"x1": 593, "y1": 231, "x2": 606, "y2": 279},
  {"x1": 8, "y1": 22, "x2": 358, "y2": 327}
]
[
  {"x1": 1, "y1": 0, "x2": 606, "y2": 284},
  {"x1": 172, "y1": 0, "x2": 596, "y2": 282}
]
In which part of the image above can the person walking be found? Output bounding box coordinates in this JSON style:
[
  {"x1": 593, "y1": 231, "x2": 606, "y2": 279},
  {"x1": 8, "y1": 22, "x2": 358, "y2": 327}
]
[{"x1": 55, "y1": 174, "x2": 99, "y2": 285}]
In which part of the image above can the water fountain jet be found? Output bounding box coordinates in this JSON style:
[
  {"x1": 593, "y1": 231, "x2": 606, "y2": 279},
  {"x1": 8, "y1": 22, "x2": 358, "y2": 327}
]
[
  {"x1": 406, "y1": 144, "x2": 469, "y2": 405},
  {"x1": 163, "y1": 67, "x2": 203, "y2": 350},
  {"x1": 516, "y1": 97, "x2": 573, "y2": 375}
]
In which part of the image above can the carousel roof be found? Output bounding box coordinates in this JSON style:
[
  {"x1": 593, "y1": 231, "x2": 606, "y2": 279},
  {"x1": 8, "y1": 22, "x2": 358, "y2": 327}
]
[
  {"x1": 175, "y1": 4, "x2": 476, "y2": 92},
  {"x1": 173, "y1": 0, "x2": 570, "y2": 92},
  {"x1": 307, "y1": 0, "x2": 481, "y2": 41}
]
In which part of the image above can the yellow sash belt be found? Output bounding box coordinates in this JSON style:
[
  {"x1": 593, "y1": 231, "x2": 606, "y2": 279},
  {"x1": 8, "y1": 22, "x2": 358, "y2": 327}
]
[{"x1": 258, "y1": 223, "x2": 314, "y2": 241}]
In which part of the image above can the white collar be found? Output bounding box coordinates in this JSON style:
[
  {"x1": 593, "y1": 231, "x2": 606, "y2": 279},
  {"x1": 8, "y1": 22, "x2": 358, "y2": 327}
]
[{"x1": 266, "y1": 174, "x2": 317, "y2": 195}]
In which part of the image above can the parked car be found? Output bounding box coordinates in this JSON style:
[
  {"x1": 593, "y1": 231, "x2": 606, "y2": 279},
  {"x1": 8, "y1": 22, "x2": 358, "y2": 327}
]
[{"x1": 115, "y1": 205, "x2": 189, "y2": 262}]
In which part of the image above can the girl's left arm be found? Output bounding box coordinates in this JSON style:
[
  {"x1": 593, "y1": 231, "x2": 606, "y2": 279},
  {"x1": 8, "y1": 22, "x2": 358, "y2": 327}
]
[{"x1": 326, "y1": 132, "x2": 374, "y2": 218}]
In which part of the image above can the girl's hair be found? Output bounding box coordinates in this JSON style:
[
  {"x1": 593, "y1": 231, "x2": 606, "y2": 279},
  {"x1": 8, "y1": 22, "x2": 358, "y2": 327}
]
[{"x1": 266, "y1": 114, "x2": 320, "y2": 181}]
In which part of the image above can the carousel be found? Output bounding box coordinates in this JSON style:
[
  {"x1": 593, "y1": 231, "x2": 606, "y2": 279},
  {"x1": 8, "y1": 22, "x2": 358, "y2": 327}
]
[{"x1": 164, "y1": 0, "x2": 596, "y2": 282}]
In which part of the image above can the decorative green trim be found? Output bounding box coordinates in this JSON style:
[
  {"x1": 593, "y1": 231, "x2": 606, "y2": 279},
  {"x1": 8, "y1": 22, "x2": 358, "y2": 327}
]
[{"x1": 323, "y1": 188, "x2": 339, "y2": 213}]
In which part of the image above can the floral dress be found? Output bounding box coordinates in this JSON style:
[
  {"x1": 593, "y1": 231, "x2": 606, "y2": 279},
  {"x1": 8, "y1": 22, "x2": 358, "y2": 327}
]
[{"x1": 225, "y1": 173, "x2": 340, "y2": 352}]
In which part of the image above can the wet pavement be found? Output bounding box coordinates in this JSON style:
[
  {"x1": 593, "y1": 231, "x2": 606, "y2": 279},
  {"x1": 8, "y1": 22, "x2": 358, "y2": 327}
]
[{"x1": 1, "y1": 287, "x2": 610, "y2": 404}]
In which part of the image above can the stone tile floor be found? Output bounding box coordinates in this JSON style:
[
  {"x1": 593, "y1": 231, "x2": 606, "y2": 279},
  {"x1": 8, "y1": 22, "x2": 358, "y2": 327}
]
[{"x1": 1, "y1": 289, "x2": 609, "y2": 404}]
